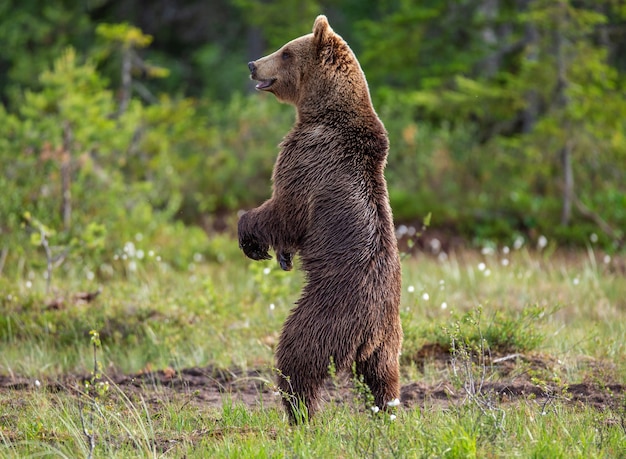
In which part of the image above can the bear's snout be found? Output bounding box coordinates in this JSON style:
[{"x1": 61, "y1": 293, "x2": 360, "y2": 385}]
[{"x1": 248, "y1": 60, "x2": 276, "y2": 91}]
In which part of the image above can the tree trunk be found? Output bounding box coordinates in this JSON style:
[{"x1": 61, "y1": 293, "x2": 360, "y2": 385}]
[
  {"x1": 521, "y1": 18, "x2": 539, "y2": 133},
  {"x1": 118, "y1": 46, "x2": 133, "y2": 116},
  {"x1": 478, "y1": 0, "x2": 500, "y2": 77},
  {"x1": 0, "y1": 247, "x2": 8, "y2": 276},
  {"x1": 60, "y1": 121, "x2": 73, "y2": 231},
  {"x1": 246, "y1": 26, "x2": 264, "y2": 93},
  {"x1": 554, "y1": 5, "x2": 573, "y2": 226},
  {"x1": 560, "y1": 142, "x2": 573, "y2": 225}
]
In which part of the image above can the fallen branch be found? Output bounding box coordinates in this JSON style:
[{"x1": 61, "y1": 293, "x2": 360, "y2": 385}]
[{"x1": 492, "y1": 353, "x2": 523, "y2": 364}]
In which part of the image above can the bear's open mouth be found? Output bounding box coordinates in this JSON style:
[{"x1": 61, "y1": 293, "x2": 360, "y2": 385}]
[{"x1": 255, "y1": 78, "x2": 276, "y2": 90}]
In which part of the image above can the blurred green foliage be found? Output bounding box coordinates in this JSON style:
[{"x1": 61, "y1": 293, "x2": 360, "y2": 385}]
[{"x1": 1, "y1": 0, "x2": 625, "y2": 279}]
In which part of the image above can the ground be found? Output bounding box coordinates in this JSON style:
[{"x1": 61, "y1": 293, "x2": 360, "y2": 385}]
[
  {"x1": 2, "y1": 349, "x2": 622, "y2": 413},
  {"x1": 1, "y1": 247, "x2": 625, "y2": 455}
]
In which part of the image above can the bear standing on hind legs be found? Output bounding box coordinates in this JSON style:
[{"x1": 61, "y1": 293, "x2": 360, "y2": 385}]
[{"x1": 238, "y1": 15, "x2": 402, "y2": 423}]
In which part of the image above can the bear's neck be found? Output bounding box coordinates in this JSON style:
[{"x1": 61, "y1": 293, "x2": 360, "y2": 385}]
[{"x1": 296, "y1": 91, "x2": 376, "y2": 126}]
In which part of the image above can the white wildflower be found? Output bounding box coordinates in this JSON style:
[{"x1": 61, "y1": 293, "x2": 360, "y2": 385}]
[
  {"x1": 123, "y1": 242, "x2": 136, "y2": 257},
  {"x1": 396, "y1": 225, "x2": 408, "y2": 238},
  {"x1": 537, "y1": 235, "x2": 548, "y2": 250},
  {"x1": 371, "y1": 406, "x2": 380, "y2": 413},
  {"x1": 407, "y1": 285, "x2": 415, "y2": 293},
  {"x1": 387, "y1": 398, "x2": 401, "y2": 407}
]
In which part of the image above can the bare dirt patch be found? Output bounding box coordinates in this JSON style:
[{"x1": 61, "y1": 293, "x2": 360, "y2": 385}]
[{"x1": 1, "y1": 351, "x2": 623, "y2": 413}]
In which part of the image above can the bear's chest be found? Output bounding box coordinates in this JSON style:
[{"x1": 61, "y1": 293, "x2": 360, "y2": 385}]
[{"x1": 273, "y1": 133, "x2": 344, "y2": 188}]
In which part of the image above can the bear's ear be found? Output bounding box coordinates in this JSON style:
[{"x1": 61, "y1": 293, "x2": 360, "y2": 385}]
[
  {"x1": 313, "y1": 15, "x2": 332, "y2": 49},
  {"x1": 313, "y1": 15, "x2": 337, "y2": 64}
]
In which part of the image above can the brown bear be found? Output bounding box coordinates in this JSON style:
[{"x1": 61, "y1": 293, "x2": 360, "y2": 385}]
[{"x1": 238, "y1": 15, "x2": 402, "y2": 422}]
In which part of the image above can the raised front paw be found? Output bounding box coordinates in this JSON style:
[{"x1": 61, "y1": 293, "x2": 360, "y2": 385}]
[
  {"x1": 239, "y1": 234, "x2": 272, "y2": 261},
  {"x1": 278, "y1": 251, "x2": 294, "y2": 271},
  {"x1": 238, "y1": 212, "x2": 271, "y2": 261}
]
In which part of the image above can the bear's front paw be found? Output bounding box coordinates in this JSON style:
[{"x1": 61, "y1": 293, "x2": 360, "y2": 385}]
[
  {"x1": 278, "y1": 251, "x2": 294, "y2": 271},
  {"x1": 239, "y1": 235, "x2": 272, "y2": 261}
]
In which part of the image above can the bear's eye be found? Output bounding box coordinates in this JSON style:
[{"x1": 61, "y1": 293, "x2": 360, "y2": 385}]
[{"x1": 281, "y1": 50, "x2": 291, "y2": 60}]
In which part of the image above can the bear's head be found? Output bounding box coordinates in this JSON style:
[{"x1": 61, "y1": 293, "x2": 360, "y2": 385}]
[{"x1": 248, "y1": 15, "x2": 370, "y2": 112}]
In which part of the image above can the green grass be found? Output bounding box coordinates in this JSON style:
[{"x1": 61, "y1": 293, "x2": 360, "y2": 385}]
[
  {"x1": 1, "y1": 387, "x2": 624, "y2": 458},
  {"x1": 1, "y1": 237, "x2": 625, "y2": 457},
  {"x1": 400, "y1": 247, "x2": 626, "y2": 382}
]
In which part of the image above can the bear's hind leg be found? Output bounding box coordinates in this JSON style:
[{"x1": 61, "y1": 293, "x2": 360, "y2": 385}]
[
  {"x1": 276, "y1": 354, "x2": 326, "y2": 424},
  {"x1": 275, "y1": 327, "x2": 327, "y2": 423},
  {"x1": 355, "y1": 341, "x2": 401, "y2": 411},
  {"x1": 276, "y1": 369, "x2": 323, "y2": 423}
]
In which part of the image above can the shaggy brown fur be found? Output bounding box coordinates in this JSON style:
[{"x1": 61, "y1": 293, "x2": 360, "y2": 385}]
[{"x1": 239, "y1": 15, "x2": 402, "y2": 422}]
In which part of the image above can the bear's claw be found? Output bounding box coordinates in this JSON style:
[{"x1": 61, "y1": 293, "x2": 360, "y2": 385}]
[{"x1": 278, "y1": 251, "x2": 293, "y2": 271}]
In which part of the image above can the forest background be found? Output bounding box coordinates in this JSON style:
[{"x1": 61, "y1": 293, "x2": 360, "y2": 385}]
[{"x1": 1, "y1": 0, "x2": 625, "y2": 278}]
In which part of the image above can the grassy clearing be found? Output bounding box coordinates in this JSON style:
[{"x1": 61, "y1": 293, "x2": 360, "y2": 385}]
[
  {"x1": 400, "y1": 247, "x2": 626, "y2": 383},
  {"x1": 1, "y1": 236, "x2": 625, "y2": 457},
  {"x1": 1, "y1": 385, "x2": 625, "y2": 458}
]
